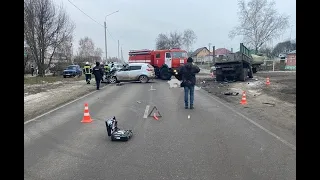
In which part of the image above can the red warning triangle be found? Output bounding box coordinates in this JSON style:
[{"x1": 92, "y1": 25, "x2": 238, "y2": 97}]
[{"x1": 148, "y1": 106, "x2": 162, "y2": 118}]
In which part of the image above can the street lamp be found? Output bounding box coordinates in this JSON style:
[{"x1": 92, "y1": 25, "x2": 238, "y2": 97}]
[{"x1": 104, "y1": 10, "x2": 119, "y2": 62}]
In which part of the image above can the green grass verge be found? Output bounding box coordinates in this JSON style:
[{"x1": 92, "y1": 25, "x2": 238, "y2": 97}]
[{"x1": 24, "y1": 75, "x2": 83, "y2": 85}]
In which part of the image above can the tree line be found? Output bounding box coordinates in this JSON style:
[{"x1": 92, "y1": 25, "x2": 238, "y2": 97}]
[
  {"x1": 155, "y1": 29, "x2": 197, "y2": 53},
  {"x1": 24, "y1": 0, "x2": 114, "y2": 76}
]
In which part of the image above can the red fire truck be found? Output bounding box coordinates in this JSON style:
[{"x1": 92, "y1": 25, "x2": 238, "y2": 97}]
[{"x1": 128, "y1": 48, "x2": 188, "y2": 80}]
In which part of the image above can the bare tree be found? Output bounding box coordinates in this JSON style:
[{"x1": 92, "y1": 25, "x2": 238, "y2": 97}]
[
  {"x1": 24, "y1": 0, "x2": 75, "y2": 76},
  {"x1": 77, "y1": 37, "x2": 95, "y2": 62},
  {"x1": 229, "y1": 0, "x2": 290, "y2": 53},
  {"x1": 56, "y1": 35, "x2": 73, "y2": 63},
  {"x1": 155, "y1": 31, "x2": 187, "y2": 50},
  {"x1": 168, "y1": 31, "x2": 183, "y2": 48},
  {"x1": 94, "y1": 47, "x2": 103, "y2": 59},
  {"x1": 107, "y1": 57, "x2": 121, "y2": 63},
  {"x1": 156, "y1": 33, "x2": 170, "y2": 50},
  {"x1": 259, "y1": 45, "x2": 273, "y2": 58},
  {"x1": 183, "y1": 29, "x2": 197, "y2": 52},
  {"x1": 272, "y1": 40, "x2": 296, "y2": 57}
]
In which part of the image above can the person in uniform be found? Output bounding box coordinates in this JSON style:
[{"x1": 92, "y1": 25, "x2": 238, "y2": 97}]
[
  {"x1": 92, "y1": 62, "x2": 104, "y2": 90},
  {"x1": 83, "y1": 62, "x2": 92, "y2": 84}
]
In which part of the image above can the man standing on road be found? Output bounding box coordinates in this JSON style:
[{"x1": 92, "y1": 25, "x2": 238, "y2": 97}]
[
  {"x1": 179, "y1": 57, "x2": 200, "y2": 109},
  {"x1": 83, "y1": 62, "x2": 92, "y2": 84},
  {"x1": 92, "y1": 62, "x2": 104, "y2": 90}
]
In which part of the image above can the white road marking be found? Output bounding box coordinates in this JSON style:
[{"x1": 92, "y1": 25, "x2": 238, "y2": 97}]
[
  {"x1": 143, "y1": 105, "x2": 150, "y2": 118},
  {"x1": 149, "y1": 85, "x2": 156, "y2": 91},
  {"x1": 188, "y1": 115, "x2": 190, "y2": 119},
  {"x1": 199, "y1": 89, "x2": 296, "y2": 151},
  {"x1": 24, "y1": 85, "x2": 108, "y2": 125}
]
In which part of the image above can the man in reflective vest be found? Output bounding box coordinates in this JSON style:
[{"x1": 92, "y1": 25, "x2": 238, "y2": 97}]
[
  {"x1": 104, "y1": 64, "x2": 110, "y2": 75},
  {"x1": 83, "y1": 62, "x2": 92, "y2": 84}
]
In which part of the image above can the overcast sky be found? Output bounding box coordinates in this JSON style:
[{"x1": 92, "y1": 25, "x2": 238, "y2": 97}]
[{"x1": 55, "y1": 0, "x2": 296, "y2": 60}]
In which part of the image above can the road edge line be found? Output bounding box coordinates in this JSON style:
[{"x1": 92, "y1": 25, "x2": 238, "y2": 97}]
[
  {"x1": 143, "y1": 105, "x2": 150, "y2": 119},
  {"x1": 197, "y1": 87, "x2": 296, "y2": 151},
  {"x1": 24, "y1": 85, "x2": 108, "y2": 125}
]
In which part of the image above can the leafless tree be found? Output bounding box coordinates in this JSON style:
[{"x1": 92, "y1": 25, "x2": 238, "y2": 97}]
[
  {"x1": 183, "y1": 29, "x2": 197, "y2": 52},
  {"x1": 168, "y1": 31, "x2": 183, "y2": 48},
  {"x1": 229, "y1": 0, "x2": 290, "y2": 53},
  {"x1": 156, "y1": 30, "x2": 195, "y2": 50},
  {"x1": 24, "y1": 0, "x2": 75, "y2": 76},
  {"x1": 77, "y1": 37, "x2": 95, "y2": 62},
  {"x1": 94, "y1": 47, "x2": 103, "y2": 59},
  {"x1": 107, "y1": 57, "x2": 121, "y2": 63},
  {"x1": 156, "y1": 33, "x2": 170, "y2": 50},
  {"x1": 272, "y1": 40, "x2": 296, "y2": 57},
  {"x1": 56, "y1": 35, "x2": 73, "y2": 63},
  {"x1": 259, "y1": 45, "x2": 273, "y2": 58}
]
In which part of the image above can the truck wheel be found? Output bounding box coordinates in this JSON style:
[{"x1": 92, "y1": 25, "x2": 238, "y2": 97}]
[
  {"x1": 239, "y1": 68, "x2": 248, "y2": 81},
  {"x1": 109, "y1": 76, "x2": 117, "y2": 84},
  {"x1": 159, "y1": 67, "x2": 171, "y2": 80},
  {"x1": 248, "y1": 67, "x2": 253, "y2": 78},
  {"x1": 139, "y1": 75, "x2": 149, "y2": 83},
  {"x1": 252, "y1": 67, "x2": 257, "y2": 73},
  {"x1": 216, "y1": 75, "x2": 224, "y2": 81}
]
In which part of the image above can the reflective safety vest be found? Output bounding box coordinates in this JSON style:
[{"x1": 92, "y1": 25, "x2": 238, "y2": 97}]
[
  {"x1": 84, "y1": 65, "x2": 91, "y2": 74},
  {"x1": 104, "y1": 65, "x2": 110, "y2": 72}
]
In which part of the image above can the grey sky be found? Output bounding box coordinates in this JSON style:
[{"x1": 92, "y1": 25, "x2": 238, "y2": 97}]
[{"x1": 56, "y1": 0, "x2": 296, "y2": 60}]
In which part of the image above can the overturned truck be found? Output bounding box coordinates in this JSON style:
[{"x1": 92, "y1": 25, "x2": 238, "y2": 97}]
[{"x1": 214, "y1": 43, "x2": 255, "y2": 82}]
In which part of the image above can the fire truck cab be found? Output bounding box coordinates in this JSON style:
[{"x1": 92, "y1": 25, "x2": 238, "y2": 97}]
[{"x1": 128, "y1": 48, "x2": 188, "y2": 80}]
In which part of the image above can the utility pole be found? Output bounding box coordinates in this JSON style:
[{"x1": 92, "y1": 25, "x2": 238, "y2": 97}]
[
  {"x1": 121, "y1": 46, "x2": 124, "y2": 62},
  {"x1": 104, "y1": 10, "x2": 119, "y2": 63},
  {"x1": 212, "y1": 46, "x2": 215, "y2": 64},
  {"x1": 104, "y1": 22, "x2": 108, "y2": 62},
  {"x1": 208, "y1": 43, "x2": 212, "y2": 65},
  {"x1": 117, "y1": 40, "x2": 120, "y2": 61}
]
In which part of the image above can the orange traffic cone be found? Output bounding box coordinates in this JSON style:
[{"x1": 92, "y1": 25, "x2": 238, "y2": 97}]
[
  {"x1": 81, "y1": 103, "x2": 93, "y2": 123},
  {"x1": 153, "y1": 113, "x2": 159, "y2": 120},
  {"x1": 266, "y1": 77, "x2": 270, "y2": 85},
  {"x1": 240, "y1": 91, "x2": 247, "y2": 105}
]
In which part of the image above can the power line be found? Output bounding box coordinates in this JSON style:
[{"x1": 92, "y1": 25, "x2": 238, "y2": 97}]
[
  {"x1": 67, "y1": 0, "x2": 117, "y2": 43},
  {"x1": 67, "y1": 0, "x2": 103, "y2": 27}
]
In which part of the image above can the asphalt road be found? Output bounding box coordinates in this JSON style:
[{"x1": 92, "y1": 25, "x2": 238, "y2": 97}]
[{"x1": 24, "y1": 79, "x2": 296, "y2": 180}]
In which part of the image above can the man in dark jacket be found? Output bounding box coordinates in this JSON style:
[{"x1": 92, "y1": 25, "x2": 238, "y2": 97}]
[
  {"x1": 179, "y1": 57, "x2": 200, "y2": 109},
  {"x1": 92, "y1": 62, "x2": 104, "y2": 90}
]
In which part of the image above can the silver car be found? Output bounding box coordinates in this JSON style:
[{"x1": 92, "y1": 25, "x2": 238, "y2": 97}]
[{"x1": 109, "y1": 63, "x2": 155, "y2": 83}]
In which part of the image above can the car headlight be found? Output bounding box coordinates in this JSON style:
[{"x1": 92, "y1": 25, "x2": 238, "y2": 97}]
[{"x1": 173, "y1": 69, "x2": 177, "y2": 72}]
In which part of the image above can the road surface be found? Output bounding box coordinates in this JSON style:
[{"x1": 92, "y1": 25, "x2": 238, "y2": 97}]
[{"x1": 24, "y1": 79, "x2": 296, "y2": 180}]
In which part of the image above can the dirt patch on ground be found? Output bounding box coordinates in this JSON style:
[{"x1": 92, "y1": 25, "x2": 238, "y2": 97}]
[
  {"x1": 24, "y1": 78, "x2": 105, "y2": 121},
  {"x1": 197, "y1": 71, "x2": 296, "y2": 134}
]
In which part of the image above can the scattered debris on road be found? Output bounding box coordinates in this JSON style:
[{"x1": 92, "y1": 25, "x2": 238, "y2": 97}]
[
  {"x1": 224, "y1": 91, "x2": 239, "y2": 96},
  {"x1": 262, "y1": 102, "x2": 276, "y2": 107},
  {"x1": 196, "y1": 71, "x2": 296, "y2": 133}
]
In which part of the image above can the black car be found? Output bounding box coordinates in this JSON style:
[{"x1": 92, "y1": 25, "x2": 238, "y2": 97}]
[{"x1": 63, "y1": 65, "x2": 82, "y2": 78}]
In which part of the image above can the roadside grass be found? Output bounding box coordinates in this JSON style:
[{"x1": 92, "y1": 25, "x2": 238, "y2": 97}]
[{"x1": 24, "y1": 75, "x2": 83, "y2": 85}]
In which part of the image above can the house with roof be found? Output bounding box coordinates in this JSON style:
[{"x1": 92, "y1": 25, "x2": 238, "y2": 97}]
[
  {"x1": 190, "y1": 47, "x2": 211, "y2": 63},
  {"x1": 285, "y1": 50, "x2": 296, "y2": 70},
  {"x1": 208, "y1": 48, "x2": 231, "y2": 57}
]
